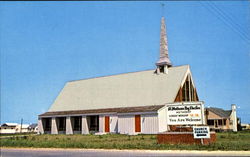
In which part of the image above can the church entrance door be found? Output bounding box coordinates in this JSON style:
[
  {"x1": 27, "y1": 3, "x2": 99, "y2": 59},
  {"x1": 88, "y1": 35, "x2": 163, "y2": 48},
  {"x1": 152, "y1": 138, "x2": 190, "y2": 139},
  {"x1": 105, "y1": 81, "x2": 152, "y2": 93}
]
[{"x1": 105, "y1": 116, "x2": 110, "y2": 132}]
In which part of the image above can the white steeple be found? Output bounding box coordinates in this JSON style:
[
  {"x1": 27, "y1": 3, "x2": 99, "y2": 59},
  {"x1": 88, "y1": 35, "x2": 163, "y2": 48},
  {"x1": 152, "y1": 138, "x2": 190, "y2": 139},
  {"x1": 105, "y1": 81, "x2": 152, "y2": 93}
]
[{"x1": 156, "y1": 5, "x2": 172, "y2": 74}]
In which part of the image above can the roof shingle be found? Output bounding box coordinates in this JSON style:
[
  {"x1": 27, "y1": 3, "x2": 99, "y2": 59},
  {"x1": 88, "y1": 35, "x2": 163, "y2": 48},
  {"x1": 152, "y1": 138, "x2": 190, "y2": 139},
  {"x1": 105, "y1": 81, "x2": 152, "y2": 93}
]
[
  {"x1": 206, "y1": 107, "x2": 232, "y2": 118},
  {"x1": 48, "y1": 65, "x2": 189, "y2": 112}
]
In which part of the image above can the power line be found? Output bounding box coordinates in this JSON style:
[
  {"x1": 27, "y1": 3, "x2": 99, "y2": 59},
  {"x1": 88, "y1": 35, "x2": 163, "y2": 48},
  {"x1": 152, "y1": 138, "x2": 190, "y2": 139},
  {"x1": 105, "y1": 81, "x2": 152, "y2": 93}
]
[
  {"x1": 208, "y1": 1, "x2": 250, "y2": 41},
  {"x1": 206, "y1": 1, "x2": 250, "y2": 42},
  {"x1": 205, "y1": 1, "x2": 249, "y2": 42},
  {"x1": 200, "y1": 1, "x2": 250, "y2": 44},
  {"x1": 210, "y1": 1, "x2": 249, "y2": 35}
]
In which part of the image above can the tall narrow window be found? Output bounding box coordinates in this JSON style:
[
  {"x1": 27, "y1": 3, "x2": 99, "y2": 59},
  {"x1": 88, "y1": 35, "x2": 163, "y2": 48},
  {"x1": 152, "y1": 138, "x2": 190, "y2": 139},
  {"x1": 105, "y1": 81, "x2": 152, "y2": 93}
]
[
  {"x1": 181, "y1": 75, "x2": 198, "y2": 102},
  {"x1": 190, "y1": 79, "x2": 194, "y2": 101},
  {"x1": 218, "y1": 120, "x2": 222, "y2": 126},
  {"x1": 182, "y1": 76, "x2": 190, "y2": 101},
  {"x1": 87, "y1": 115, "x2": 99, "y2": 132},
  {"x1": 182, "y1": 82, "x2": 187, "y2": 101},
  {"x1": 44, "y1": 118, "x2": 51, "y2": 131},
  {"x1": 58, "y1": 117, "x2": 66, "y2": 131},
  {"x1": 73, "y1": 116, "x2": 82, "y2": 131},
  {"x1": 186, "y1": 77, "x2": 190, "y2": 101}
]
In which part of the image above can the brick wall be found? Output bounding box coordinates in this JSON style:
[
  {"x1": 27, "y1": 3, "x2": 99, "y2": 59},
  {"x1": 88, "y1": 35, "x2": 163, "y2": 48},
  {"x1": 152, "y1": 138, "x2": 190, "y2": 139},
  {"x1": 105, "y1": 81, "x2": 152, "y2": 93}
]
[
  {"x1": 169, "y1": 125, "x2": 193, "y2": 132},
  {"x1": 157, "y1": 132, "x2": 216, "y2": 145}
]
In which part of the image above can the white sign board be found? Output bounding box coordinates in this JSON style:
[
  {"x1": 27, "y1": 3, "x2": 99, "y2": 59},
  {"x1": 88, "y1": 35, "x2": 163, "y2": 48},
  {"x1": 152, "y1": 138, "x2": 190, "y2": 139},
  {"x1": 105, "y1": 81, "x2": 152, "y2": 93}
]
[
  {"x1": 193, "y1": 126, "x2": 210, "y2": 139},
  {"x1": 167, "y1": 103, "x2": 203, "y2": 125}
]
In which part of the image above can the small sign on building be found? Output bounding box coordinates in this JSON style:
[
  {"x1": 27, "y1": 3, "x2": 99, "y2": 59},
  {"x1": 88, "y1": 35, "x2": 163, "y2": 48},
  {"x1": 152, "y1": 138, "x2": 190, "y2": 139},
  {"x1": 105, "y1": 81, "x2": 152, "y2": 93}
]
[{"x1": 193, "y1": 126, "x2": 210, "y2": 139}]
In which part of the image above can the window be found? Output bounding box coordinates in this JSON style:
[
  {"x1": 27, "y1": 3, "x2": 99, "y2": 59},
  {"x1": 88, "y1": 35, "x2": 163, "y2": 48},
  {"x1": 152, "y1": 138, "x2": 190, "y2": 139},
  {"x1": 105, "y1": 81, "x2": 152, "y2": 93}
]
[
  {"x1": 44, "y1": 118, "x2": 52, "y2": 131},
  {"x1": 215, "y1": 121, "x2": 218, "y2": 127},
  {"x1": 191, "y1": 81, "x2": 194, "y2": 101},
  {"x1": 58, "y1": 117, "x2": 66, "y2": 131},
  {"x1": 186, "y1": 80, "x2": 190, "y2": 101},
  {"x1": 218, "y1": 120, "x2": 222, "y2": 125},
  {"x1": 182, "y1": 81, "x2": 187, "y2": 101},
  {"x1": 194, "y1": 90, "x2": 199, "y2": 101},
  {"x1": 159, "y1": 66, "x2": 164, "y2": 73},
  {"x1": 175, "y1": 75, "x2": 199, "y2": 102},
  {"x1": 73, "y1": 116, "x2": 82, "y2": 131},
  {"x1": 182, "y1": 76, "x2": 191, "y2": 101},
  {"x1": 87, "y1": 115, "x2": 99, "y2": 132},
  {"x1": 207, "y1": 120, "x2": 214, "y2": 125}
]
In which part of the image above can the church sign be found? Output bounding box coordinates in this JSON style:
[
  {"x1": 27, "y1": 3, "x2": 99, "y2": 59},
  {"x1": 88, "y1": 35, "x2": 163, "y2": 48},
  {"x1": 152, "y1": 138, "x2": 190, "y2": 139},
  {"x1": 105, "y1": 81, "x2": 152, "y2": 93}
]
[
  {"x1": 193, "y1": 126, "x2": 210, "y2": 139},
  {"x1": 166, "y1": 102, "x2": 204, "y2": 125}
]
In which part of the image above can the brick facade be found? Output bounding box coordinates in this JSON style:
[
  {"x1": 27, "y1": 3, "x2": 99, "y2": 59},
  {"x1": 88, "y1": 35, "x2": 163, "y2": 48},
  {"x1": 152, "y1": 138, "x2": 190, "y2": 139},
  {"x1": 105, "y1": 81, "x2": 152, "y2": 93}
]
[{"x1": 157, "y1": 132, "x2": 216, "y2": 145}]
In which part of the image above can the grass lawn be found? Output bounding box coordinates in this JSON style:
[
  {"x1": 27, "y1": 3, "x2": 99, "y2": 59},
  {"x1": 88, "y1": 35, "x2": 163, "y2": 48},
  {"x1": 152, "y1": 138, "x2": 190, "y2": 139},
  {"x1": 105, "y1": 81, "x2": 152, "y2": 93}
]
[
  {"x1": 0, "y1": 133, "x2": 36, "y2": 137},
  {"x1": 1, "y1": 131, "x2": 250, "y2": 151}
]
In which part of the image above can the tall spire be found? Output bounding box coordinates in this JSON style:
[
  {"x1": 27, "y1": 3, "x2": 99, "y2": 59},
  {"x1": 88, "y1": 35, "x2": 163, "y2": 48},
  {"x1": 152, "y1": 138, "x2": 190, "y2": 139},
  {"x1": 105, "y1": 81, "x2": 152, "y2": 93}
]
[
  {"x1": 156, "y1": 17, "x2": 172, "y2": 67},
  {"x1": 155, "y1": 5, "x2": 172, "y2": 74}
]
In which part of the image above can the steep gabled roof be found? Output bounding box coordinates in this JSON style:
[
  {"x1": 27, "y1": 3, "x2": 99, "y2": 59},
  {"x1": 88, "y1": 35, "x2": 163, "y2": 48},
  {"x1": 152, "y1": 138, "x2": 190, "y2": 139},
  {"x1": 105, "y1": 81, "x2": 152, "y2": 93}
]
[
  {"x1": 206, "y1": 107, "x2": 232, "y2": 118},
  {"x1": 48, "y1": 65, "x2": 190, "y2": 112}
]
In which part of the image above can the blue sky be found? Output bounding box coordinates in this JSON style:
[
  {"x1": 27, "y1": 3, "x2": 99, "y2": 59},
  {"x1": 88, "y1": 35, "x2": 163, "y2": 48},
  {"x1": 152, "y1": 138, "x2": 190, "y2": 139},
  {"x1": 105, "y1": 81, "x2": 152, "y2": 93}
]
[{"x1": 1, "y1": 1, "x2": 249, "y2": 124}]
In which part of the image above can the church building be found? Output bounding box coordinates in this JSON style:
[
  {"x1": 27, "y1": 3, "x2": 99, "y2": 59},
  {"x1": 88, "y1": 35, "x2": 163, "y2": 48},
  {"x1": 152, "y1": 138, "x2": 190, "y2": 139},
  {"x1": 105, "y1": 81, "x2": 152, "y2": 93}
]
[{"x1": 38, "y1": 16, "x2": 201, "y2": 135}]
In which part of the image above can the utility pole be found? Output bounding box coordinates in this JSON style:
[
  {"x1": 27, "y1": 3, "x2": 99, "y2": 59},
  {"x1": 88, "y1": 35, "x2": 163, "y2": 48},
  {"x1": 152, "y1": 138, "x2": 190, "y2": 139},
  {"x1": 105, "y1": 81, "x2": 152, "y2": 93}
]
[{"x1": 20, "y1": 118, "x2": 23, "y2": 133}]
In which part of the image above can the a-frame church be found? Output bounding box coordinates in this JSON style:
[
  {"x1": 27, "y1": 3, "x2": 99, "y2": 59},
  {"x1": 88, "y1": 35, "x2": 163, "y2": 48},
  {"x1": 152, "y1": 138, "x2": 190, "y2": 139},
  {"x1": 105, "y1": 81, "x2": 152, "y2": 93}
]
[{"x1": 38, "y1": 15, "x2": 200, "y2": 135}]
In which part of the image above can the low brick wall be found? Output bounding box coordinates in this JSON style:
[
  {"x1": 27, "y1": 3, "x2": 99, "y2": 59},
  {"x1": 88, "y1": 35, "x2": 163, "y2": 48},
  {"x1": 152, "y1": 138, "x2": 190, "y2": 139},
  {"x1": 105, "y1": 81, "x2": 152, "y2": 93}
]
[
  {"x1": 157, "y1": 132, "x2": 216, "y2": 145},
  {"x1": 169, "y1": 125, "x2": 193, "y2": 132}
]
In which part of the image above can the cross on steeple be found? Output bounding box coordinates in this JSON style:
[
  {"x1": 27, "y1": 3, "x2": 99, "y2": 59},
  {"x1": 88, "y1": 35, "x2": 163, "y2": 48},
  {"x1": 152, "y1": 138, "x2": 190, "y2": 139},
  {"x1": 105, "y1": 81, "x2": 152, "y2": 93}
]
[{"x1": 156, "y1": 4, "x2": 172, "y2": 74}]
